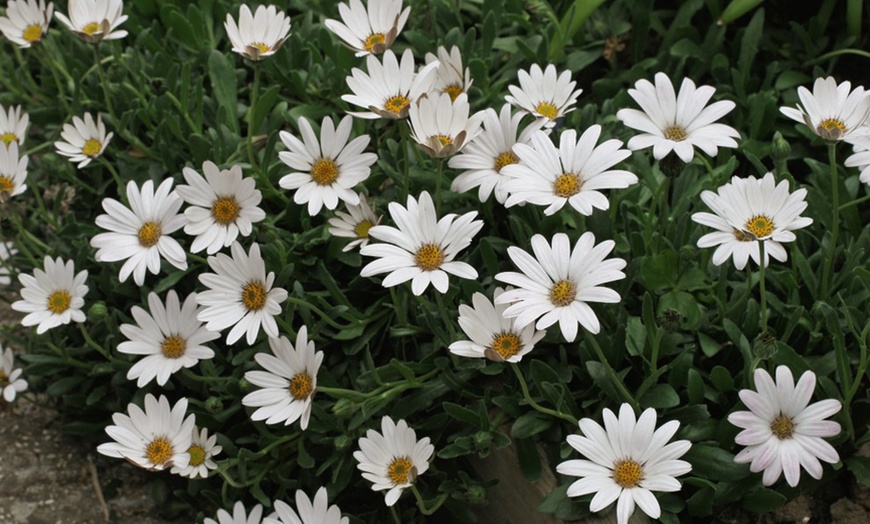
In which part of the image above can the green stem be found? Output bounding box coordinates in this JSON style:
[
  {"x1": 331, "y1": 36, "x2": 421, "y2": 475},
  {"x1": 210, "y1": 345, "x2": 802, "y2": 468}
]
[
  {"x1": 93, "y1": 46, "x2": 116, "y2": 125},
  {"x1": 284, "y1": 296, "x2": 356, "y2": 330},
  {"x1": 584, "y1": 331, "x2": 638, "y2": 409},
  {"x1": 98, "y1": 156, "x2": 125, "y2": 198},
  {"x1": 433, "y1": 290, "x2": 457, "y2": 343},
  {"x1": 247, "y1": 64, "x2": 261, "y2": 171},
  {"x1": 643, "y1": 176, "x2": 669, "y2": 251},
  {"x1": 649, "y1": 330, "x2": 664, "y2": 373},
  {"x1": 316, "y1": 385, "x2": 372, "y2": 401},
  {"x1": 821, "y1": 142, "x2": 838, "y2": 297},
  {"x1": 758, "y1": 240, "x2": 767, "y2": 333},
  {"x1": 79, "y1": 323, "x2": 115, "y2": 362},
  {"x1": 400, "y1": 122, "x2": 411, "y2": 201},
  {"x1": 510, "y1": 363, "x2": 577, "y2": 425},
  {"x1": 435, "y1": 158, "x2": 443, "y2": 215},
  {"x1": 697, "y1": 153, "x2": 717, "y2": 179},
  {"x1": 38, "y1": 45, "x2": 72, "y2": 115},
  {"x1": 724, "y1": 272, "x2": 754, "y2": 319},
  {"x1": 411, "y1": 484, "x2": 449, "y2": 516},
  {"x1": 839, "y1": 193, "x2": 870, "y2": 211}
]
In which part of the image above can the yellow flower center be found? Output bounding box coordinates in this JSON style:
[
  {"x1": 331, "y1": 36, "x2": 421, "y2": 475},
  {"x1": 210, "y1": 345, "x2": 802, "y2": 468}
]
[
  {"x1": 251, "y1": 42, "x2": 270, "y2": 54},
  {"x1": 744, "y1": 214, "x2": 774, "y2": 239},
  {"x1": 83, "y1": 22, "x2": 101, "y2": 35},
  {"x1": 818, "y1": 118, "x2": 846, "y2": 139},
  {"x1": 211, "y1": 196, "x2": 240, "y2": 225},
  {"x1": 387, "y1": 456, "x2": 415, "y2": 485},
  {"x1": 494, "y1": 150, "x2": 519, "y2": 172},
  {"x1": 1, "y1": 133, "x2": 19, "y2": 146},
  {"x1": 188, "y1": 445, "x2": 206, "y2": 466},
  {"x1": 415, "y1": 243, "x2": 444, "y2": 272},
  {"x1": 364, "y1": 33, "x2": 386, "y2": 53},
  {"x1": 137, "y1": 222, "x2": 162, "y2": 247},
  {"x1": 81, "y1": 139, "x2": 103, "y2": 157},
  {"x1": 23, "y1": 24, "x2": 43, "y2": 43},
  {"x1": 535, "y1": 102, "x2": 558, "y2": 119},
  {"x1": 770, "y1": 414, "x2": 795, "y2": 440},
  {"x1": 242, "y1": 281, "x2": 267, "y2": 311},
  {"x1": 0, "y1": 371, "x2": 8, "y2": 388},
  {"x1": 550, "y1": 280, "x2": 577, "y2": 307},
  {"x1": 553, "y1": 173, "x2": 581, "y2": 198},
  {"x1": 311, "y1": 158, "x2": 340, "y2": 186},
  {"x1": 47, "y1": 290, "x2": 72, "y2": 314},
  {"x1": 444, "y1": 84, "x2": 464, "y2": 102},
  {"x1": 289, "y1": 372, "x2": 314, "y2": 400},
  {"x1": 160, "y1": 335, "x2": 187, "y2": 359},
  {"x1": 0, "y1": 176, "x2": 14, "y2": 195},
  {"x1": 434, "y1": 135, "x2": 453, "y2": 146},
  {"x1": 145, "y1": 437, "x2": 174, "y2": 466},
  {"x1": 489, "y1": 332, "x2": 522, "y2": 360},
  {"x1": 354, "y1": 219, "x2": 374, "y2": 239},
  {"x1": 732, "y1": 228, "x2": 753, "y2": 242},
  {"x1": 384, "y1": 95, "x2": 410, "y2": 116},
  {"x1": 612, "y1": 459, "x2": 644, "y2": 488},
  {"x1": 664, "y1": 126, "x2": 687, "y2": 141}
]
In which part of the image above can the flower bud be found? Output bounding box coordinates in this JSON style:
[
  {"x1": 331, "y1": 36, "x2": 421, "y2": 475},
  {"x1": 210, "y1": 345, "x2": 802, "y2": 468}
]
[
  {"x1": 205, "y1": 397, "x2": 224, "y2": 414},
  {"x1": 770, "y1": 132, "x2": 791, "y2": 163}
]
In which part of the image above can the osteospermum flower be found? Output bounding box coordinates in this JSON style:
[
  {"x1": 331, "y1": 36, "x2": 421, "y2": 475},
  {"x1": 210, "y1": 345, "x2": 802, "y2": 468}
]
[
  {"x1": 324, "y1": 0, "x2": 409, "y2": 56},
  {"x1": 224, "y1": 4, "x2": 291, "y2": 61},
  {"x1": 205, "y1": 502, "x2": 267, "y2": 524},
  {"x1": 1, "y1": 346, "x2": 28, "y2": 403},
  {"x1": 495, "y1": 232, "x2": 626, "y2": 342},
  {"x1": 449, "y1": 104, "x2": 546, "y2": 204},
  {"x1": 55, "y1": 0, "x2": 127, "y2": 43},
  {"x1": 327, "y1": 193, "x2": 381, "y2": 252},
  {"x1": 0, "y1": 242, "x2": 16, "y2": 285},
  {"x1": 729, "y1": 366, "x2": 842, "y2": 487},
  {"x1": 845, "y1": 135, "x2": 870, "y2": 185},
  {"x1": 97, "y1": 394, "x2": 195, "y2": 471},
  {"x1": 409, "y1": 92, "x2": 483, "y2": 157},
  {"x1": 0, "y1": 0, "x2": 53, "y2": 48},
  {"x1": 691, "y1": 172, "x2": 812, "y2": 269},
  {"x1": 170, "y1": 426, "x2": 222, "y2": 479},
  {"x1": 176, "y1": 161, "x2": 265, "y2": 254},
  {"x1": 502, "y1": 127, "x2": 637, "y2": 216},
  {"x1": 0, "y1": 104, "x2": 28, "y2": 147},
  {"x1": 196, "y1": 242, "x2": 288, "y2": 345},
  {"x1": 278, "y1": 115, "x2": 377, "y2": 215},
  {"x1": 0, "y1": 142, "x2": 28, "y2": 200},
  {"x1": 118, "y1": 291, "x2": 219, "y2": 387},
  {"x1": 90, "y1": 179, "x2": 188, "y2": 285},
  {"x1": 780, "y1": 76, "x2": 870, "y2": 141},
  {"x1": 616, "y1": 72, "x2": 740, "y2": 162},
  {"x1": 360, "y1": 191, "x2": 484, "y2": 295},
  {"x1": 11, "y1": 256, "x2": 88, "y2": 334},
  {"x1": 354, "y1": 416, "x2": 435, "y2": 506},
  {"x1": 264, "y1": 488, "x2": 348, "y2": 524},
  {"x1": 242, "y1": 325, "x2": 323, "y2": 430},
  {"x1": 425, "y1": 45, "x2": 472, "y2": 101},
  {"x1": 342, "y1": 49, "x2": 439, "y2": 119},
  {"x1": 556, "y1": 404, "x2": 692, "y2": 524},
  {"x1": 449, "y1": 287, "x2": 546, "y2": 363},
  {"x1": 54, "y1": 112, "x2": 113, "y2": 168},
  {"x1": 505, "y1": 63, "x2": 582, "y2": 127}
]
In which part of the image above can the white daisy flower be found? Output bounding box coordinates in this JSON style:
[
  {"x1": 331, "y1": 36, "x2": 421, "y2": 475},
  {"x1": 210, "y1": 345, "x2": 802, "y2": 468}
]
[
  {"x1": 224, "y1": 4, "x2": 291, "y2": 61},
  {"x1": 502, "y1": 127, "x2": 637, "y2": 216},
  {"x1": 96, "y1": 394, "x2": 195, "y2": 471},
  {"x1": 505, "y1": 63, "x2": 582, "y2": 127},
  {"x1": 1, "y1": 346, "x2": 28, "y2": 403},
  {"x1": 0, "y1": 104, "x2": 28, "y2": 147},
  {"x1": 616, "y1": 72, "x2": 740, "y2": 162},
  {"x1": 360, "y1": 191, "x2": 484, "y2": 295},
  {"x1": 205, "y1": 502, "x2": 268, "y2": 524},
  {"x1": 176, "y1": 161, "x2": 266, "y2": 255},
  {"x1": 556, "y1": 404, "x2": 692, "y2": 524},
  {"x1": 54, "y1": 112, "x2": 113, "y2": 169},
  {"x1": 409, "y1": 92, "x2": 483, "y2": 157},
  {"x1": 0, "y1": 142, "x2": 28, "y2": 200},
  {"x1": 780, "y1": 76, "x2": 870, "y2": 141},
  {"x1": 729, "y1": 366, "x2": 842, "y2": 487},
  {"x1": 845, "y1": 135, "x2": 870, "y2": 185},
  {"x1": 11, "y1": 256, "x2": 88, "y2": 334},
  {"x1": 691, "y1": 172, "x2": 812, "y2": 270},
  {"x1": 90, "y1": 179, "x2": 188, "y2": 286},
  {"x1": 342, "y1": 48, "x2": 439, "y2": 119},
  {"x1": 324, "y1": 0, "x2": 410, "y2": 56},
  {"x1": 449, "y1": 103, "x2": 546, "y2": 204},
  {"x1": 327, "y1": 193, "x2": 381, "y2": 252},
  {"x1": 242, "y1": 325, "x2": 323, "y2": 430},
  {"x1": 424, "y1": 45, "x2": 472, "y2": 101},
  {"x1": 0, "y1": 0, "x2": 53, "y2": 48},
  {"x1": 0, "y1": 242, "x2": 17, "y2": 285},
  {"x1": 354, "y1": 415, "x2": 435, "y2": 507},
  {"x1": 495, "y1": 232, "x2": 626, "y2": 342},
  {"x1": 196, "y1": 242, "x2": 288, "y2": 345},
  {"x1": 449, "y1": 287, "x2": 546, "y2": 363},
  {"x1": 170, "y1": 426, "x2": 222, "y2": 479},
  {"x1": 278, "y1": 115, "x2": 377, "y2": 215},
  {"x1": 54, "y1": 0, "x2": 127, "y2": 43},
  {"x1": 264, "y1": 488, "x2": 348, "y2": 524},
  {"x1": 118, "y1": 290, "x2": 219, "y2": 387}
]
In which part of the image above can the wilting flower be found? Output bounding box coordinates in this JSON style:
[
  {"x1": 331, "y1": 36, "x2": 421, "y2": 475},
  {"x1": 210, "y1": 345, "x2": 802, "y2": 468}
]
[
  {"x1": 205, "y1": 502, "x2": 268, "y2": 524},
  {"x1": 264, "y1": 488, "x2": 348, "y2": 524},
  {"x1": 11, "y1": 256, "x2": 88, "y2": 334},
  {"x1": 224, "y1": 4, "x2": 291, "y2": 61},
  {"x1": 324, "y1": 0, "x2": 409, "y2": 56},
  {"x1": 0, "y1": 346, "x2": 28, "y2": 403},
  {"x1": 342, "y1": 49, "x2": 439, "y2": 119},
  {"x1": 54, "y1": 112, "x2": 113, "y2": 168},
  {"x1": 409, "y1": 92, "x2": 483, "y2": 157},
  {"x1": 780, "y1": 76, "x2": 870, "y2": 141},
  {"x1": 0, "y1": 104, "x2": 29, "y2": 147},
  {"x1": 425, "y1": 45, "x2": 472, "y2": 101},
  {"x1": 327, "y1": 193, "x2": 381, "y2": 252},
  {"x1": 55, "y1": 0, "x2": 127, "y2": 43},
  {"x1": 171, "y1": 426, "x2": 222, "y2": 479},
  {"x1": 505, "y1": 63, "x2": 582, "y2": 127},
  {"x1": 0, "y1": 142, "x2": 28, "y2": 200},
  {"x1": 0, "y1": 0, "x2": 53, "y2": 48}
]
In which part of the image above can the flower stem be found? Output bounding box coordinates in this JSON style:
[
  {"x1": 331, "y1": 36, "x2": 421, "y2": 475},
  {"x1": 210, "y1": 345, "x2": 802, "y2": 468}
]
[
  {"x1": 98, "y1": 156, "x2": 125, "y2": 197},
  {"x1": 284, "y1": 296, "x2": 356, "y2": 330},
  {"x1": 247, "y1": 64, "x2": 261, "y2": 171},
  {"x1": 93, "y1": 46, "x2": 116, "y2": 125},
  {"x1": 839, "y1": 193, "x2": 870, "y2": 211},
  {"x1": 400, "y1": 122, "x2": 411, "y2": 201},
  {"x1": 758, "y1": 240, "x2": 767, "y2": 334},
  {"x1": 584, "y1": 331, "x2": 638, "y2": 410},
  {"x1": 821, "y1": 142, "x2": 839, "y2": 297},
  {"x1": 510, "y1": 363, "x2": 577, "y2": 425},
  {"x1": 411, "y1": 484, "x2": 448, "y2": 516},
  {"x1": 435, "y1": 158, "x2": 443, "y2": 215}
]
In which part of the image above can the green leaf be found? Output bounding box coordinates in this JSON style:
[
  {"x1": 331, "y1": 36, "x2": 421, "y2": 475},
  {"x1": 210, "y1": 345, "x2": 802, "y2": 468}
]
[
  {"x1": 710, "y1": 366, "x2": 734, "y2": 391},
  {"x1": 742, "y1": 488, "x2": 787, "y2": 513},
  {"x1": 46, "y1": 376, "x2": 84, "y2": 396},
  {"x1": 640, "y1": 383, "x2": 680, "y2": 409},
  {"x1": 443, "y1": 402, "x2": 481, "y2": 425},
  {"x1": 511, "y1": 412, "x2": 552, "y2": 439},
  {"x1": 847, "y1": 456, "x2": 870, "y2": 487},
  {"x1": 515, "y1": 437, "x2": 542, "y2": 482},
  {"x1": 738, "y1": 9, "x2": 764, "y2": 87},
  {"x1": 684, "y1": 445, "x2": 750, "y2": 481},
  {"x1": 687, "y1": 369, "x2": 705, "y2": 404},
  {"x1": 208, "y1": 50, "x2": 238, "y2": 133},
  {"x1": 641, "y1": 250, "x2": 679, "y2": 291}
]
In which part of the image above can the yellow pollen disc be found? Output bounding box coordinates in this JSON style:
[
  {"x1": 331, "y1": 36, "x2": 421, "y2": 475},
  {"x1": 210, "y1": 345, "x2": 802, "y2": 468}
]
[
  {"x1": 289, "y1": 372, "x2": 314, "y2": 400},
  {"x1": 494, "y1": 150, "x2": 519, "y2": 172},
  {"x1": 188, "y1": 445, "x2": 206, "y2": 466},
  {"x1": 1, "y1": 133, "x2": 18, "y2": 146},
  {"x1": 311, "y1": 158, "x2": 340, "y2": 186},
  {"x1": 434, "y1": 135, "x2": 453, "y2": 146},
  {"x1": 732, "y1": 228, "x2": 753, "y2": 242},
  {"x1": 251, "y1": 42, "x2": 270, "y2": 53},
  {"x1": 415, "y1": 243, "x2": 444, "y2": 271},
  {"x1": 364, "y1": 32, "x2": 386, "y2": 53},
  {"x1": 553, "y1": 173, "x2": 581, "y2": 198},
  {"x1": 489, "y1": 332, "x2": 522, "y2": 359},
  {"x1": 160, "y1": 335, "x2": 187, "y2": 359},
  {"x1": 83, "y1": 22, "x2": 100, "y2": 36},
  {"x1": 664, "y1": 125, "x2": 687, "y2": 141},
  {"x1": 137, "y1": 222, "x2": 162, "y2": 248},
  {"x1": 819, "y1": 118, "x2": 846, "y2": 132},
  {"x1": 444, "y1": 84, "x2": 464, "y2": 102},
  {"x1": 0, "y1": 176, "x2": 14, "y2": 194},
  {"x1": 354, "y1": 219, "x2": 374, "y2": 239},
  {"x1": 211, "y1": 196, "x2": 240, "y2": 225},
  {"x1": 612, "y1": 459, "x2": 644, "y2": 488},
  {"x1": 242, "y1": 281, "x2": 267, "y2": 311},
  {"x1": 23, "y1": 24, "x2": 43, "y2": 43},
  {"x1": 535, "y1": 102, "x2": 558, "y2": 119},
  {"x1": 0, "y1": 371, "x2": 8, "y2": 388},
  {"x1": 384, "y1": 95, "x2": 410, "y2": 116},
  {"x1": 47, "y1": 290, "x2": 72, "y2": 314},
  {"x1": 387, "y1": 456, "x2": 414, "y2": 485},
  {"x1": 81, "y1": 139, "x2": 102, "y2": 157},
  {"x1": 145, "y1": 437, "x2": 174, "y2": 466},
  {"x1": 770, "y1": 414, "x2": 795, "y2": 440},
  {"x1": 744, "y1": 214, "x2": 775, "y2": 239},
  {"x1": 550, "y1": 280, "x2": 577, "y2": 307}
]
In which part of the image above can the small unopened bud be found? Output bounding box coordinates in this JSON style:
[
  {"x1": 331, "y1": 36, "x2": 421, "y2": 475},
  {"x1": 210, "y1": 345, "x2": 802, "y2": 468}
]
[
  {"x1": 87, "y1": 301, "x2": 108, "y2": 321},
  {"x1": 333, "y1": 434, "x2": 353, "y2": 451},
  {"x1": 205, "y1": 397, "x2": 224, "y2": 414},
  {"x1": 754, "y1": 332, "x2": 778, "y2": 360},
  {"x1": 466, "y1": 484, "x2": 487, "y2": 505},
  {"x1": 658, "y1": 309, "x2": 683, "y2": 333},
  {"x1": 770, "y1": 132, "x2": 791, "y2": 163}
]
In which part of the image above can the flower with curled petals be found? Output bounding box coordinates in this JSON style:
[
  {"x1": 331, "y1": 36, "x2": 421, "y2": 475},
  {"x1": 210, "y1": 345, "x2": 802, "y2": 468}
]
[
  {"x1": 263, "y1": 487, "x2": 348, "y2": 524},
  {"x1": 171, "y1": 426, "x2": 222, "y2": 479},
  {"x1": 425, "y1": 45, "x2": 472, "y2": 101},
  {"x1": 0, "y1": 0, "x2": 53, "y2": 48},
  {"x1": 1, "y1": 346, "x2": 28, "y2": 403},
  {"x1": 54, "y1": 112, "x2": 113, "y2": 169},
  {"x1": 409, "y1": 92, "x2": 483, "y2": 157},
  {"x1": 342, "y1": 49, "x2": 439, "y2": 119},
  {"x1": 780, "y1": 76, "x2": 870, "y2": 142},
  {"x1": 55, "y1": 0, "x2": 127, "y2": 43},
  {"x1": 324, "y1": 0, "x2": 409, "y2": 56},
  {"x1": 0, "y1": 104, "x2": 29, "y2": 148},
  {"x1": 224, "y1": 4, "x2": 291, "y2": 61},
  {"x1": 505, "y1": 63, "x2": 582, "y2": 128},
  {"x1": 327, "y1": 193, "x2": 381, "y2": 252}
]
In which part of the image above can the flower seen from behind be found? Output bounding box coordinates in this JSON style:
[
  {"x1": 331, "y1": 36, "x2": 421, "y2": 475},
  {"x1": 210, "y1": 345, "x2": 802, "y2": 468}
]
[
  {"x1": 204, "y1": 502, "x2": 267, "y2": 524},
  {"x1": 0, "y1": 141, "x2": 28, "y2": 200},
  {"x1": 1, "y1": 346, "x2": 28, "y2": 403},
  {"x1": 55, "y1": 0, "x2": 127, "y2": 43},
  {"x1": 224, "y1": 4, "x2": 291, "y2": 61},
  {"x1": 425, "y1": 45, "x2": 472, "y2": 101},
  {"x1": 354, "y1": 416, "x2": 435, "y2": 506},
  {"x1": 324, "y1": 0, "x2": 409, "y2": 56},
  {"x1": 342, "y1": 49, "x2": 439, "y2": 119},
  {"x1": 54, "y1": 112, "x2": 113, "y2": 168},
  {"x1": 505, "y1": 63, "x2": 582, "y2": 127},
  {"x1": 557, "y1": 404, "x2": 692, "y2": 524},
  {"x1": 11, "y1": 256, "x2": 88, "y2": 334},
  {"x1": 0, "y1": 0, "x2": 53, "y2": 48},
  {"x1": 264, "y1": 487, "x2": 348, "y2": 524},
  {"x1": 729, "y1": 366, "x2": 842, "y2": 487},
  {"x1": 0, "y1": 104, "x2": 28, "y2": 147},
  {"x1": 616, "y1": 72, "x2": 739, "y2": 162},
  {"x1": 409, "y1": 92, "x2": 483, "y2": 157},
  {"x1": 327, "y1": 193, "x2": 381, "y2": 252},
  {"x1": 170, "y1": 426, "x2": 222, "y2": 479},
  {"x1": 780, "y1": 76, "x2": 870, "y2": 141}
]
